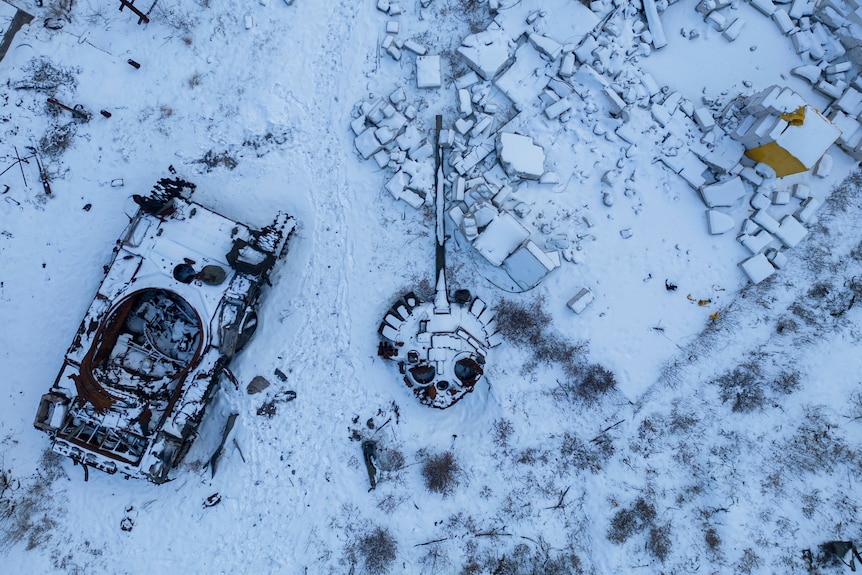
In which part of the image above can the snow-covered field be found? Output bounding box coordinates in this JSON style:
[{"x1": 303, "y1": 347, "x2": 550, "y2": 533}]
[{"x1": 1, "y1": 0, "x2": 861, "y2": 573}]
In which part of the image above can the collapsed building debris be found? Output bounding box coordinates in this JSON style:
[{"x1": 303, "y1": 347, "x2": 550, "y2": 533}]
[
  {"x1": 362, "y1": 0, "x2": 861, "y2": 294},
  {"x1": 34, "y1": 178, "x2": 295, "y2": 483}
]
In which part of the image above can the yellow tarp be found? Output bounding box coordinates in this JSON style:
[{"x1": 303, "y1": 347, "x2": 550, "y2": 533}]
[{"x1": 745, "y1": 141, "x2": 808, "y2": 177}]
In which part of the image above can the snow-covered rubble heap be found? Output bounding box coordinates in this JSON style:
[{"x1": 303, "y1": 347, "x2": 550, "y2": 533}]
[
  {"x1": 375, "y1": 0, "x2": 441, "y2": 89},
  {"x1": 698, "y1": 0, "x2": 862, "y2": 160},
  {"x1": 693, "y1": 85, "x2": 843, "y2": 284},
  {"x1": 351, "y1": 90, "x2": 434, "y2": 208}
]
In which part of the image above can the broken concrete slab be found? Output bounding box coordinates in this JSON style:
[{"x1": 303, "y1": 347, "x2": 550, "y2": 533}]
[
  {"x1": 740, "y1": 228, "x2": 775, "y2": 254},
  {"x1": 529, "y1": 33, "x2": 563, "y2": 60},
  {"x1": 496, "y1": 132, "x2": 545, "y2": 180},
  {"x1": 457, "y1": 23, "x2": 512, "y2": 80},
  {"x1": 355, "y1": 127, "x2": 384, "y2": 159},
  {"x1": 752, "y1": 208, "x2": 781, "y2": 233},
  {"x1": 643, "y1": 0, "x2": 669, "y2": 49},
  {"x1": 706, "y1": 209, "x2": 735, "y2": 234},
  {"x1": 699, "y1": 176, "x2": 746, "y2": 207}
]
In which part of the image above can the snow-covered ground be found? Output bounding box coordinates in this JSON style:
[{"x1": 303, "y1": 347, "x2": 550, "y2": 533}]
[{"x1": 1, "y1": 0, "x2": 861, "y2": 573}]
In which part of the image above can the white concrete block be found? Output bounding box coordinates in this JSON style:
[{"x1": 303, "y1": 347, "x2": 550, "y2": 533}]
[
  {"x1": 567, "y1": 288, "x2": 595, "y2": 314},
  {"x1": 752, "y1": 209, "x2": 780, "y2": 233},
  {"x1": 750, "y1": 192, "x2": 772, "y2": 210},
  {"x1": 814, "y1": 153, "x2": 833, "y2": 178},
  {"x1": 750, "y1": 0, "x2": 776, "y2": 15},
  {"x1": 772, "y1": 9, "x2": 794, "y2": 34},
  {"x1": 706, "y1": 11, "x2": 727, "y2": 31},
  {"x1": 707, "y1": 209, "x2": 735, "y2": 234},
  {"x1": 386, "y1": 21, "x2": 399, "y2": 34},
  {"x1": 740, "y1": 229, "x2": 775, "y2": 254},
  {"x1": 772, "y1": 190, "x2": 791, "y2": 205},
  {"x1": 694, "y1": 107, "x2": 715, "y2": 131},
  {"x1": 700, "y1": 176, "x2": 746, "y2": 207},
  {"x1": 401, "y1": 188, "x2": 424, "y2": 209},
  {"x1": 792, "y1": 65, "x2": 822, "y2": 84},
  {"x1": 385, "y1": 170, "x2": 409, "y2": 199},
  {"x1": 603, "y1": 86, "x2": 627, "y2": 116},
  {"x1": 836, "y1": 87, "x2": 862, "y2": 116},
  {"x1": 454, "y1": 71, "x2": 480, "y2": 89},
  {"x1": 739, "y1": 167, "x2": 763, "y2": 186},
  {"x1": 792, "y1": 183, "x2": 810, "y2": 199},
  {"x1": 373, "y1": 149, "x2": 390, "y2": 169},
  {"x1": 816, "y1": 80, "x2": 845, "y2": 99},
  {"x1": 795, "y1": 197, "x2": 821, "y2": 223},
  {"x1": 723, "y1": 18, "x2": 745, "y2": 41},
  {"x1": 458, "y1": 89, "x2": 472, "y2": 116},
  {"x1": 643, "y1": 0, "x2": 668, "y2": 48},
  {"x1": 355, "y1": 127, "x2": 383, "y2": 159},
  {"x1": 454, "y1": 118, "x2": 474, "y2": 134},
  {"x1": 545, "y1": 98, "x2": 572, "y2": 119},
  {"x1": 775, "y1": 215, "x2": 808, "y2": 247},
  {"x1": 350, "y1": 115, "x2": 368, "y2": 136},
  {"x1": 404, "y1": 39, "x2": 427, "y2": 55},
  {"x1": 416, "y1": 55, "x2": 442, "y2": 88},
  {"x1": 559, "y1": 52, "x2": 576, "y2": 77},
  {"x1": 766, "y1": 249, "x2": 788, "y2": 269},
  {"x1": 529, "y1": 33, "x2": 563, "y2": 60},
  {"x1": 740, "y1": 253, "x2": 776, "y2": 284},
  {"x1": 409, "y1": 141, "x2": 433, "y2": 161},
  {"x1": 741, "y1": 219, "x2": 760, "y2": 235}
]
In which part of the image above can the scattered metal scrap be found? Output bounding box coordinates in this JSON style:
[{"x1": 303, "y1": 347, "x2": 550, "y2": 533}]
[
  {"x1": 207, "y1": 413, "x2": 238, "y2": 478},
  {"x1": 118, "y1": 0, "x2": 158, "y2": 25}
]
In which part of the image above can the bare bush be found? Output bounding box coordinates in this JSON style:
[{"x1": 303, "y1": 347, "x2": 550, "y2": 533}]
[
  {"x1": 492, "y1": 418, "x2": 514, "y2": 450},
  {"x1": 769, "y1": 369, "x2": 801, "y2": 395},
  {"x1": 13, "y1": 58, "x2": 77, "y2": 94},
  {"x1": 559, "y1": 432, "x2": 612, "y2": 473},
  {"x1": 713, "y1": 363, "x2": 765, "y2": 413},
  {"x1": 646, "y1": 523, "x2": 672, "y2": 562},
  {"x1": 577, "y1": 363, "x2": 617, "y2": 403},
  {"x1": 494, "y1": 297, "x2": 551, "y2": 348},
  {"x1": 735, "y1": 548, "x2": 762, "y2": 574},
  {"x1": 462, "y1": 543, "x2": 582, "y2": 575},
  {"x1": 421, "y1": 450, "x2": 460, "y2": 496},
  {"x1": 775, "y1": 316, "x2": 798, "y2": 335},
  {"x1": 781, "y1": 407, "x2": 855, "y2": 474},
  {"x1": 704, "y1": 527, "x2": 721, "y2": 554},
  {"x1": 39, "y1": 123, "x2": 77, "y2": 159},
  {"x1": 349, "y1": 526, "x2": 398, "y2": 575},
  {"x1": 607, "y1": 497, "x2": 656, "y2": 544}
]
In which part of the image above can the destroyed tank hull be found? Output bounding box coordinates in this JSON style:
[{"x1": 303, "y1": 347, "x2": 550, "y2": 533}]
[{"x1": 33, "y1": 179, "x2": 295, "y2": 483}]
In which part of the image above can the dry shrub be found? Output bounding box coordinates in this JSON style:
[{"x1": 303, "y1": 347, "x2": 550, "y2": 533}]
[
  {"x1": 421, "y1": 450, "x2": 460, "y2": 496},
  {"x1": 352, "y1": 526, "x2": 398, "y2": 575},
  {"x1": 607, "y1": 497, "x2": 656, "y2": 544}
]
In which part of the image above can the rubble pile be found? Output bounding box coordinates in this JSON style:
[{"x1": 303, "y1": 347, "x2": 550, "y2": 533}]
[
  {"x1": 351, "y1": 89, "x2": 434, "y2": 208},
  {"x1": 690, "y1": 0, "x2": 862, "y2": 160},
  {"x1": 357, "y1": 0, "x2": 861, "y2": 290}
]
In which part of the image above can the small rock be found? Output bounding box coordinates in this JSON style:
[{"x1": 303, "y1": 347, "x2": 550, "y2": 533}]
[{"x1": 247, "y1": 376, "x2": 271, "y2": 395}]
